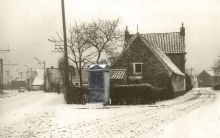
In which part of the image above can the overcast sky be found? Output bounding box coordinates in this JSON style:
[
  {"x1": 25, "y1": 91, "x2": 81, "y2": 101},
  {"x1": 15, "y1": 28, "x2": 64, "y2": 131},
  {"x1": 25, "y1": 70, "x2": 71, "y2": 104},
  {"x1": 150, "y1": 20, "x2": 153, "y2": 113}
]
[{"x1": 0, "y1": 0, "x2": 220, "y2": 79}]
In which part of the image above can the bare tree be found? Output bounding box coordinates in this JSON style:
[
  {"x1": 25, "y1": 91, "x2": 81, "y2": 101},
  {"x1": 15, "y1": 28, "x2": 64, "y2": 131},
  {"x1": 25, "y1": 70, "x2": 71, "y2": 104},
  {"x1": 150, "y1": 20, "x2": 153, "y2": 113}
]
[
  {"x1": 58, "y1": 57, "x2": 65, "y2": 83},
  {"x1": 58, "y1": 57, "x2": 75, "y2": 85},
  {"x1": 212, "y1": 57, "x2": 220, "y2": 74},
  {"x1": 52, "y1": 19, "x2": 123, "y2": 87},
  {"x1": 87, "y1": 18, "x2": 123, "y2": 64},
  {"x1": 52, "y1": 22, "x2": 97, "y2": 87},
  {"x1": 212, "y1": 55, "x2": 220, "y2": 84}
]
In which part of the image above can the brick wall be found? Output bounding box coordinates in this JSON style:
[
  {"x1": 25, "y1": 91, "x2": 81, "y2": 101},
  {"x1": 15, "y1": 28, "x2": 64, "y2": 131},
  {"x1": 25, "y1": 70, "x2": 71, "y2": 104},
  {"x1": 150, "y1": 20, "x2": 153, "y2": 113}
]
[
  {"x1": 112, "y1": 36, "x2": 169, "y2": 86},
  {"x1": 167, "y1": 54, "x2": 185, "y2": 73}
]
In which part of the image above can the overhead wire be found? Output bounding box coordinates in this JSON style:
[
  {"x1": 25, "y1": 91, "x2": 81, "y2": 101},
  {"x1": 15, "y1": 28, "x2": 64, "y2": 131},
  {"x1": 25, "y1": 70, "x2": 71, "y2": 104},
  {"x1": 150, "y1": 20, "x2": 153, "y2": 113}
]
[{"x1": 36, "y1": 0, "x2": 51, "y2": 37}]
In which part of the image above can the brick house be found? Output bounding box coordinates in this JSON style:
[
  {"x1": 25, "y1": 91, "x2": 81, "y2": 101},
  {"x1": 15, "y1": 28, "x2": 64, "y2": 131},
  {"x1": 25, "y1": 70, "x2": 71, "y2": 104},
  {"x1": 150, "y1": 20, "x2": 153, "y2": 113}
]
[{"x1": 111, "y1": 24, "x2": 186, "y2": 93}]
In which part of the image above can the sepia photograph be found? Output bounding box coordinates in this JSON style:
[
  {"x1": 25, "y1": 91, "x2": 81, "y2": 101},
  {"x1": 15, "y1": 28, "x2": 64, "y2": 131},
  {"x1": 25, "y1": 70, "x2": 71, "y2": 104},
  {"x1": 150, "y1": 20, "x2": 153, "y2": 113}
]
[{"x1": 0, "y1": 0, "x2": 220, "y2": 137}]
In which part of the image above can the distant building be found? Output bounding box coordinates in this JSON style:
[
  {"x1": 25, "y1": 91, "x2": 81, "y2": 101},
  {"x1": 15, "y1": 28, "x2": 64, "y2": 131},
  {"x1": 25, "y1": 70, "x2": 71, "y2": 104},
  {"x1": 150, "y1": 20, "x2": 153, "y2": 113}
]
[
  {"x1": 26, "y1": 70, "x2": 37, "y2": 90},
  {"x1": 185, "y1": 68, "x2": 198, "y2": 88},
  {"x1": 197, "y1": 70, "x2": 220, "y2": 87},
  {"x1": 11, "y1": 78, "x2": 26, "y2": 90},
  {"x1": 72, "y1": 68, "x2": 89, "y2": 86},
  {"x1": 45, "y1": 68, "x2": 63, "y2": 92},
  {"x1": 32, "y1": 68, "x2": 44, "y2": 91},
  {"x1": 45, "y1": 67, "x2": 89, "y2": 92}
]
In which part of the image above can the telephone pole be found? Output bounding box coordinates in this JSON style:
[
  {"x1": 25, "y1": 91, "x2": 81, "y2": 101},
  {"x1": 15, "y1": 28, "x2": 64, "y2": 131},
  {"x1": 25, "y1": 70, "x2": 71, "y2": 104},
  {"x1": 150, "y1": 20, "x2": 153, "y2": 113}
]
[
  {"x1": 61, "y1": 0, "x2": 70, "y2": 103},
  {"x1": 0, "y1": 59, "x2": 3, "y2": 93},
  {"x1": 0, "y1": 47, "x2": 10, "y2": 92},
  {"x1": 16, "y1": 70, "x2": 23, "y2": 88}
]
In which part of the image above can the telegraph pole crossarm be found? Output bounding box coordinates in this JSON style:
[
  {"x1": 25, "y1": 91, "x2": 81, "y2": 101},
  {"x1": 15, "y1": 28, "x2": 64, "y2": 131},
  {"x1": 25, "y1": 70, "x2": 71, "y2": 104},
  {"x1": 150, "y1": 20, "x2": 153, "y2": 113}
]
[{"x1": 0, "y1": 47, "x2": 10, "y2": 53}]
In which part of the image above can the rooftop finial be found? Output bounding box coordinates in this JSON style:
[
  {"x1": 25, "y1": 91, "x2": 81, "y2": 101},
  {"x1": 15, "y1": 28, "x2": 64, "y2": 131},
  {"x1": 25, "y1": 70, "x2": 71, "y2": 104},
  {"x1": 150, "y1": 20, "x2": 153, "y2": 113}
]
[
  {"x1": 137, "y1": 24, "x2": 139, "y2": 33},
  {"x1": 180, "y1": 22, "x2": 185, "y2": 36}
]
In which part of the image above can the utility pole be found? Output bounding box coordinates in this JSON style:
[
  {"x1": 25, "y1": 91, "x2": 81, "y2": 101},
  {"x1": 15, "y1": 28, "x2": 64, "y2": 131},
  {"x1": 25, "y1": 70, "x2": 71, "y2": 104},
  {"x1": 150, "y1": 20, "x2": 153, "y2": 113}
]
[
  {"x1": 191, "y1": 68, "x2": 193, "y2": 77},
  {"x1": 16, "y1": 70, "x2": 23, "y2": 88},
  {"x1": 61, "y1": 0, "x2": 70, "y2": 102},
  {"x1": 0, "y1": 59, "x2": 3, "y2": 93},
  {"x1": 24, "y1": 65, "x2": 33, "y2": 90},
  {"x1": 0, "y1": 47, "x2": 10, "y2": 92}
]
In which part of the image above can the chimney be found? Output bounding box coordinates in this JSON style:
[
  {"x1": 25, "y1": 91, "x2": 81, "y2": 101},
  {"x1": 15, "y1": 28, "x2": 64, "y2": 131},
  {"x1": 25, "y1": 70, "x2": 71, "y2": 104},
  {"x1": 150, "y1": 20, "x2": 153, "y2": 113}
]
[
  {"x1": 180, "y1": 22, "x2": 185, "y2": 36},
  {"x1": 124, "y1": 25, "x2": 130, "y2": 49}
]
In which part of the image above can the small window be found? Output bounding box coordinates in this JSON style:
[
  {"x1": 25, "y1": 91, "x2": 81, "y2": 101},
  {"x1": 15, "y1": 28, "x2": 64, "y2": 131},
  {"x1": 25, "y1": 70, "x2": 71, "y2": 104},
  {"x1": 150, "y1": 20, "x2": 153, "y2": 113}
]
[
  {"x1": 135, "y1": 64, "x2": 142, "y2": 73},
  {"x1": 133, "y1": 63, "x2": 143, "y2": 74}
]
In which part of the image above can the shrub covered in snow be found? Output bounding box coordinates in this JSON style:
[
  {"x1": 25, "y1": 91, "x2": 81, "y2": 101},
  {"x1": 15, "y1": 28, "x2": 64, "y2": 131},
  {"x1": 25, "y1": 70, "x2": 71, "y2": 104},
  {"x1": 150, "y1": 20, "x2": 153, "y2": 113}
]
[
  {"x1": 212, "y1": 83, "x2": 220, "y2": 90},
  {"x1": 64, "y1": 86, "x2": 89, "y2": 104}
]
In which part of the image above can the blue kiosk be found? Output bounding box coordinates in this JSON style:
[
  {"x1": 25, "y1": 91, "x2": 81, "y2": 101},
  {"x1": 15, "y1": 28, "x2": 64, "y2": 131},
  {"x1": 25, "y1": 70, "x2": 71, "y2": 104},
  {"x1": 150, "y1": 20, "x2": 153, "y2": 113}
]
[{"x1": 88, "y1": 64, "x2": 110, "y2": 105}]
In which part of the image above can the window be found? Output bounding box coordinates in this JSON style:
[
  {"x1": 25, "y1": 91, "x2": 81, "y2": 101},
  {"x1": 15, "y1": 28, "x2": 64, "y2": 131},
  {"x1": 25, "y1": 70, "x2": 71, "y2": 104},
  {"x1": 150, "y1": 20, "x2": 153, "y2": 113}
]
[{"x1": 133, "y1": 63, "x2": 143, "y2": 74}]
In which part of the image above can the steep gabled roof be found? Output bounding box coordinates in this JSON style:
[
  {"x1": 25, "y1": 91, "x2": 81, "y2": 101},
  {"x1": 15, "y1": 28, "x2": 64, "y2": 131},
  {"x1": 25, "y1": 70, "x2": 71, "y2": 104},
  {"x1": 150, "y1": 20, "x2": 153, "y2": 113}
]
[
  {"x1": 112, "y1": 33, "x2": 185, "y2": 76},
  {"x1": 140, "y1": 35, "x2": 185, "y2": 76},
  {"x1": 128, "y1": 32, "x2": 185, "y2": 54}
]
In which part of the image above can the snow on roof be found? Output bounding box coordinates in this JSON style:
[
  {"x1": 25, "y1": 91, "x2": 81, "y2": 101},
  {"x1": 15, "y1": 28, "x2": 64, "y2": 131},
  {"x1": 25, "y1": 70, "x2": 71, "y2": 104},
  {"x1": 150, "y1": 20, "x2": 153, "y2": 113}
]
[
  {"x1": 89, "y1": 64, "x2": 107, "y2": 69},
  {"x1": 33, "y1": 68, "x2": 44, "y2": 85},
  {"x1": 14, "y1": 78, "x2": 26, "y2": 81},
  {"x1": 205, "y1": 70, "x2": 220, "y2": 76}
]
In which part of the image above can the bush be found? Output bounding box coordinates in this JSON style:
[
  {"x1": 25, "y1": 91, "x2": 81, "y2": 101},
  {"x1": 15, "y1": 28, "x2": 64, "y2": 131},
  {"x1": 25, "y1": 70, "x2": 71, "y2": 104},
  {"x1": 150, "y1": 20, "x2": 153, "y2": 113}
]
[
  {"x1": 110, "y1": 83, "x2": 159, "y2": 105},
  {"x1": 158, "y1": 85, "x2": 174, "y2": 101},
  {"x1": 64, "y1": 86, "x2": 89, "y2": 104},
  {"x1": 213, "y1": 83, "x2": 220, "y2": 90}
]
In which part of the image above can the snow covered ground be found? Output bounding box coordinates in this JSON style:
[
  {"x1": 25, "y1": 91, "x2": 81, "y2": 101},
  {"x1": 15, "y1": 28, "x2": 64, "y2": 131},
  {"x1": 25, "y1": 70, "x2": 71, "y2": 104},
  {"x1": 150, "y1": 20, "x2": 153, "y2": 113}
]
[{"x1": 0, "y1": 88, "x2": 219, "y2": 138}]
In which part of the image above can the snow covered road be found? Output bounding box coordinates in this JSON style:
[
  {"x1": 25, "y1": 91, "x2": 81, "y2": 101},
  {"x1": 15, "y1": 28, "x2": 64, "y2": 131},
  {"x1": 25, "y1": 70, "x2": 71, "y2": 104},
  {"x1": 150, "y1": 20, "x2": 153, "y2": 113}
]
[{"x1": 0, "y1": 88, "x2": 219, "y2": 138}]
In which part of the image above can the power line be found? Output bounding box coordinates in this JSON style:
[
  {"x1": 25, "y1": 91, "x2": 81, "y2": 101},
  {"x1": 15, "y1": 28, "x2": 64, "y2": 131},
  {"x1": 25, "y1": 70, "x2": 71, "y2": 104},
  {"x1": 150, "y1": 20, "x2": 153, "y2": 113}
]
[
  {"x1": 42, "y1": 0, "x2": 54, "y2": 35},
  {"x1": 36, "y1": 0, "x2": 51, "y2": 37}
]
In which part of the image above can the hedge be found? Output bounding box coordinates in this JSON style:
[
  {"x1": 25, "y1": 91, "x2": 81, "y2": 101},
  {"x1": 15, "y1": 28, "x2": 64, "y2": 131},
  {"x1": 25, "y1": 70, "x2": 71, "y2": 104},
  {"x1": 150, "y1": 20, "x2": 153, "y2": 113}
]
[
  {"x1": 213, "y1": 83, "x2": 220, "y2": 90},
  {"x1": 110, "y1": 83, "x2": 174, "y2": 105},
  {"x1": 64, "y1": 86, "x2": 89, "y2": 104},
  {"x1": 110, "y1": 84, "x2": 159, "y2": 105}
]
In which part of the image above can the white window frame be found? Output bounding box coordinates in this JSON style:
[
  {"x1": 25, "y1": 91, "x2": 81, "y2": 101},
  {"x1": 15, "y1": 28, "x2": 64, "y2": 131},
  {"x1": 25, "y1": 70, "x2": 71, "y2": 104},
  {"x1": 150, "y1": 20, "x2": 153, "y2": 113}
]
[{"x1": 132, "y1": 63, "x2": 143, "y2": 74}]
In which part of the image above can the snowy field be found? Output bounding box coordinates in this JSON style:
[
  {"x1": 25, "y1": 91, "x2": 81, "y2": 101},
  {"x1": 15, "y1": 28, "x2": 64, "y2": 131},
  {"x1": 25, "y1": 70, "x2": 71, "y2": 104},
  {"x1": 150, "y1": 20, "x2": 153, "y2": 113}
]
[{"x1": 0, "y1": 88, "x2": 219, "y2": 138}]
